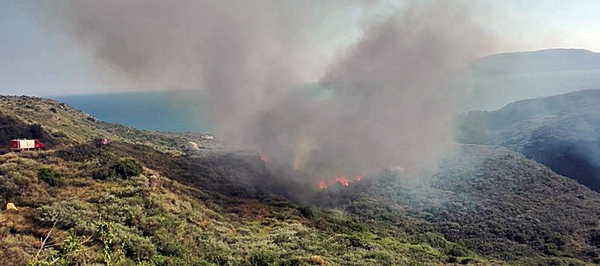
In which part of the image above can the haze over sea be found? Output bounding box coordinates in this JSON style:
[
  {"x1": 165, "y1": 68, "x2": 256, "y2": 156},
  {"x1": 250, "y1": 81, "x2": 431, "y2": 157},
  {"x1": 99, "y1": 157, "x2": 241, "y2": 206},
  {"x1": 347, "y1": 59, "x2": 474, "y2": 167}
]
[{"x1": 53, "y1": 90, "x2": 213, "y2": 134}]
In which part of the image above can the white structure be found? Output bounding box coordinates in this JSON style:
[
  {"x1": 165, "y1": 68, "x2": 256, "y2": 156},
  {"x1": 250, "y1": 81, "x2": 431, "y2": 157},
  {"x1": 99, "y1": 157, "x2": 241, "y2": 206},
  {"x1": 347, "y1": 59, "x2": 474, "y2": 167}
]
[{"x1": 201, "y1": 134, "x2": 214, "y2": 140}]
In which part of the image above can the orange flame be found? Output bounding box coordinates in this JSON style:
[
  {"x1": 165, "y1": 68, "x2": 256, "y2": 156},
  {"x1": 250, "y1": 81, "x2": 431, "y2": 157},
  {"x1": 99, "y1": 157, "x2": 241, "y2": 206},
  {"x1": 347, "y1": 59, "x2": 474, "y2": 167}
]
[
  {"x1": 318, "y1": 174, "x2": 362, "y2": 190},
  {"x1": 335, "y1": 175, "x2": 350, "y2": 186},
  {"x1": 258, "y1": 150, "x2": 268, "y2": 162},
  {"x1": 318, "y1": 180, "x2": 327, "y2": 190}
]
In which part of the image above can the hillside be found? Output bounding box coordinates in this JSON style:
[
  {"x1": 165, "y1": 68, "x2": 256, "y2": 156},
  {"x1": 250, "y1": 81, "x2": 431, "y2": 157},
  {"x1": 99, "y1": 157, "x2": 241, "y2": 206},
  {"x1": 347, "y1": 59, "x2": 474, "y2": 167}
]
[
  {"x1": 1, "y1": 95, "x2": 600, "y2": 265},
  {"x1": 460, "y1": 49, "x2": 600, "y2": 111},
  {"x1": 455, "y1": 89, "x2": 600, "y2": 192},
  {"x1": 341, "y1": 145, "x2": 600, "y2": 264},
  {"x1": 0, "y1": 95, "x2": 221, "y2": 155}
]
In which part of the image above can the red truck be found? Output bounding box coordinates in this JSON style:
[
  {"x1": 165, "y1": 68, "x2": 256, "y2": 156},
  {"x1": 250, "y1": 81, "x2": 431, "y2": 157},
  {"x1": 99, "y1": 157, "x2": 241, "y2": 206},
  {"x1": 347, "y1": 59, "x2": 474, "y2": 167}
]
[{"x1": 10, "y1": 139, "x2": 45, "y2": 152}]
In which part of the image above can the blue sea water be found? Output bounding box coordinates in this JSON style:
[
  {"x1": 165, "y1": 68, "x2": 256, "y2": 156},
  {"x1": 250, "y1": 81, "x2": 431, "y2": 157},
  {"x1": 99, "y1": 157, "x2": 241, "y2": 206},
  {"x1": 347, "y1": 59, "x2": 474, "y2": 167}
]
[{"x1": 53, "y1": 90, "x2": 212, "y2": 133}]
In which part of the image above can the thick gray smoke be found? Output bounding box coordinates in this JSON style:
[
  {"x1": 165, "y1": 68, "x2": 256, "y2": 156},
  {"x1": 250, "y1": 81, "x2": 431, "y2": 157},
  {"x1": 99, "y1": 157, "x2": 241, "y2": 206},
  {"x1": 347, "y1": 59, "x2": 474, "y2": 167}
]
[{"x1": 34, "y1": 0, "x2": 496, "y2": 181}]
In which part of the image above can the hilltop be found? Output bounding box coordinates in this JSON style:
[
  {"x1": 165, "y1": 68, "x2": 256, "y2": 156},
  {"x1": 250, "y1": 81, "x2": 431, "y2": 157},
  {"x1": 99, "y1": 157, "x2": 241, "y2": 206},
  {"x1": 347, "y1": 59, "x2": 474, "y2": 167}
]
[
  {"x1": 1, "y1": 95, "x2": 600, "y2": 265},
  {"x1": 455, "y1": 89, "x2": 600, "y2": 192}
]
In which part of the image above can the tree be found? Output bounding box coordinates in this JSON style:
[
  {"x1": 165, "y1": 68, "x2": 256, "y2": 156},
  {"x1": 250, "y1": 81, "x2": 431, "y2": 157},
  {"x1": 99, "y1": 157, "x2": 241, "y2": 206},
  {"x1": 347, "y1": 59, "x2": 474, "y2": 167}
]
[
  {"x1": 38, "y1": 167, "x2": 64, "y2": 187},
  {"x1": 111, "y1": 159, "x2": 143, "y2": 179},
  {"x1": 30, "y1": 124, "x2": 45, "y2": 139}
]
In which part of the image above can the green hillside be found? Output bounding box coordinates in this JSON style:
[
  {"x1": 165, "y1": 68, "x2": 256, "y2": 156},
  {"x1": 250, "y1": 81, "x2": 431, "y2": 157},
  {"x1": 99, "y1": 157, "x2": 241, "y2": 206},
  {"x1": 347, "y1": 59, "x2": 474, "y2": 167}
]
[
  {"x1": 1, "y1": 95, "x2": 599, "y2": 265},
  {"x1": 455, "y1": 89, "x2": 600, "y2": 192}
]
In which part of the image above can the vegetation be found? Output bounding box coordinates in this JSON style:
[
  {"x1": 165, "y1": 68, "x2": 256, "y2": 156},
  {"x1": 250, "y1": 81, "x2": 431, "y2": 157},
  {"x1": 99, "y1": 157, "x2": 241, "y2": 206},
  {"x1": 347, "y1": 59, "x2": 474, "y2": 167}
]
[
  {"x1": 339, "y1": 146, "x2": 600, "y2": 265},
  {"x1": 1, "y1": 95, "x2": 600, "y2": 265},
  {"x1": 37, "y1": 167, "x2": 64, "y2": 187},
  {"x1": 0, "y1": 95, "x2": 221, "y2": 155},
  {"x1": 111, "y1": 158, "x2": 143, "y2": 179},
  {"x1": 455, "y1": 89, "x2": 600, "y2": 192},
  {"x1": 0, "y1": 111, "x2": 59, "y2": 152}
]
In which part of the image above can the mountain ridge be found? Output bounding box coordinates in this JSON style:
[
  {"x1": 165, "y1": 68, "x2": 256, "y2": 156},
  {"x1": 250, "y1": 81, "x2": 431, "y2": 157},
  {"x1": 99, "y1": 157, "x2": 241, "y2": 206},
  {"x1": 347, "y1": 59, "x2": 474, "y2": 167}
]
[
  {"x1": 471, "y1": 49, "x2": 600, "y2": 76},
  {"x1": 456, "y1": 89, "x2": 600, "y2": 192},
  {"x1": 461, "y1": 48, "x2": 600, "y2": 111}
]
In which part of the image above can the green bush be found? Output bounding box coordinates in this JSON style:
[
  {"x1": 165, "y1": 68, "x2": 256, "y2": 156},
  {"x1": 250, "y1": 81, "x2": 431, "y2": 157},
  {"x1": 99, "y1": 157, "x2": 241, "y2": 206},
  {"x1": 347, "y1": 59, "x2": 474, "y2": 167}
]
[
  {"x1": 124, "y1": 235, "x2": 156, "y2": 263},
  {"x1": 296, "y1": 205, "x2": 314, "y2": 218},
  {"x1": 55, "y1": 144, "x2": 108, "y2": 162},
  {"x1": 112, "y1": 159, "x2": 143, "y2": 179},
  {"x1": 247, "y1": 250, "x2": 279, "y2": 266},
  {"x1": 93, "y1": 168, "x2": 117, "y2": 180},
  {"x1": 27, "y1": 230, "x2": 85, "y2": 266},
  {"x1": 29, "y1": 124, "x2": 45, "y2": 139},
  {"x1": 0, "y1": 172, "x2": 24, "y2": 203},
  {"x1": 94, "y1": 222, "x2": 117, "y2": 265},
  {"x1": 51, "y1": 131, "x2": 67, "y2": 138},
  {"x1": 33, "y1": 200, "x2": 96, "y2": 231},
  {"x1": 38, "y1": 167, "x2": 64, "y2": 187}
]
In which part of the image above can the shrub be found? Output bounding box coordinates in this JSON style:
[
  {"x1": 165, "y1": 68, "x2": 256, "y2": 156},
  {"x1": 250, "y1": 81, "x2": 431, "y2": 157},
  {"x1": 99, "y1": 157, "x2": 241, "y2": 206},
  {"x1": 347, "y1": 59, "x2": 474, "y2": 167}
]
[
  {"x1": 297, "y1": 205, "x2": 314, "y2": 218},
  {"x1": 0, "y1": 172, "x2": 22, "y2": 203},
  {"x1": 123, "y1": 235, "x2": 156, "y2": 263},
  {"x1": 51, "y1": 131, "x2": 68, "y2": 138},
  {"x1": 205, "y1": 252, "x2": 231, "y2": 266},
  {"x1": 309, "y1": 255, "x2": 326, "y2": 265},
  {"x1": 247, "y1": 250, "x2": 279, "y2": 266},
  {"x1": 448, "y1": 247, "x2": 467, "y2": 257},
  {"x1": 55, "y1": 144, "x2": 108, "y2": 162},
  {"x1": 112, "y1": 159, "x2": 143, "y2": 179},
  {"x1": 29, "y1": 124, "x2": 45, "y2": 139},
  {"x1": 33, "y1": 200, "x2": 96, "y2": 232},
  {"x1": 38, "y1": 167, "x2": 64, "y2": 187},
  {"x1": 447, "y1": 256, "x2": 458, "y2": 263},
  {"x1": 93, "y1": 168, "x2": 117, "y2": 181},
  {"x1": 94, "y1": 222, "x2": 117, "y2": 265},
  {"x1": 27, "y1": 229, "x2": 87, "y2": 266}
]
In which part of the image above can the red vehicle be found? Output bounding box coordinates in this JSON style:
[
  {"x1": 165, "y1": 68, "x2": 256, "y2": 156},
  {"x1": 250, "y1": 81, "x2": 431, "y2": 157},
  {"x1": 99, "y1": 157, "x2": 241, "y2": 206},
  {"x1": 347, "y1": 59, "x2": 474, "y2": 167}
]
[
  {"x1": 10, "y1": 139, "x2": 45, "y2": 152},
  {"x1": 94, "y1": 138, "x2": 109, "y2": 146}
]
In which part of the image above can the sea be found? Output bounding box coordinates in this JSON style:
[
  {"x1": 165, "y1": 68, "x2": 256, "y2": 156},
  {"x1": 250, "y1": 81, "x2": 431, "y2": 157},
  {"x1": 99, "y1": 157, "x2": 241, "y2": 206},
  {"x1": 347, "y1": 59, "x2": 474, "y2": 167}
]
[{"x1": 53, "y1": 90, "x2": 213, "y2": 133}]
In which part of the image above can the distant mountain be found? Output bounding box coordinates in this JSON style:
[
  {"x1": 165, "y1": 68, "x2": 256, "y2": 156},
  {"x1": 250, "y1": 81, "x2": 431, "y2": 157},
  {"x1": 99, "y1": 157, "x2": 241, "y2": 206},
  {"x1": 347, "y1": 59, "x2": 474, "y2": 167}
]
[
  {"x1": 460, "y1": 49, "x2": 600, "y2": 111},
  {"x1": 471, "y1": 49, "x2": 600, "y2": 76},
  {"x1": 455, "y1": 89, "x2": 600, "y2": 191}
]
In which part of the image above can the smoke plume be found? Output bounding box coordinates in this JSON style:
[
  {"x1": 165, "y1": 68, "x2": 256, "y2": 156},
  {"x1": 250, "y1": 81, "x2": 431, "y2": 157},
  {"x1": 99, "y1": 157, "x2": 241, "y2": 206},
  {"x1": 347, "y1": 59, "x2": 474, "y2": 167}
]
[{"x1": 34, "y1": 0, "x2": 496, "y2": 182}]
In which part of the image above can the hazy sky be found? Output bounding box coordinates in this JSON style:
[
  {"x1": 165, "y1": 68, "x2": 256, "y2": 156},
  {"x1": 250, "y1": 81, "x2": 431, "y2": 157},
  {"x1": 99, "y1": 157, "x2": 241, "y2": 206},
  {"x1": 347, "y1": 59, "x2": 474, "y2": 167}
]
[{"x1": 1, "y1": 0, "x2": 599, "y2": 96}]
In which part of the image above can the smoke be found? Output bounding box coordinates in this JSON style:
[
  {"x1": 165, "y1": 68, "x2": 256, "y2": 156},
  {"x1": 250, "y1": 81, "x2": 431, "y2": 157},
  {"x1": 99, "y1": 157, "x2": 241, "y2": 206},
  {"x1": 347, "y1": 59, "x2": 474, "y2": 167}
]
[{"x1": 33, "y1": 0, "x2": 496, "y2": 182}]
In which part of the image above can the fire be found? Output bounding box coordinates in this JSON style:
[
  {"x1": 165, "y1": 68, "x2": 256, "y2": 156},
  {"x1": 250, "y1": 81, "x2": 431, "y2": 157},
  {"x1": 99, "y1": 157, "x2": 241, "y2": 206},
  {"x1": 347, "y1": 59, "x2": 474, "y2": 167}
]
[
  {"x1": 258, "y1": 150, "x2": 268, "y2": 162},
  {"x1": 318, "y1": 180, "x2": 327, "y2": 190},
  {"x1": 335, "y1": 175, "x2": 350, "y2": 186},
  {"x1": 318, "y1": 174, "x2": 362, "y2": 190}
]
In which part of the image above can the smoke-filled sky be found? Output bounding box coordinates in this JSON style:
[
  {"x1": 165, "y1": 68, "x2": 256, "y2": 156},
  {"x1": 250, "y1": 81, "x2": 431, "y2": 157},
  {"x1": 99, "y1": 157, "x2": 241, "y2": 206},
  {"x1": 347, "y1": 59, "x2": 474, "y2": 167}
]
[
  {"x1": 1, "y1": 0, "x2": 599, "y2": 96},
  {"x1": 1, "y1": 0, "x2": 600, "y2": 180}
]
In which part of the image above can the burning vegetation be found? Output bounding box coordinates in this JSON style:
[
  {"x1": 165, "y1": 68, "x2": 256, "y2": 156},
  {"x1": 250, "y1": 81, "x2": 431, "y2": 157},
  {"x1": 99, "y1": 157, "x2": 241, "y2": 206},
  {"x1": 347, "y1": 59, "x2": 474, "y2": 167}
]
[
  {"x1": 255, "y1": 149, "x2": 363, "y2": 192},
  {"x1": 33, "y1": 0, "x2": 496, "y2": 184},
  {"x1": 318, "y1": 175, "x2": 362, "y2": 190}
]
